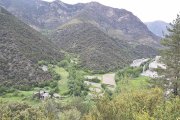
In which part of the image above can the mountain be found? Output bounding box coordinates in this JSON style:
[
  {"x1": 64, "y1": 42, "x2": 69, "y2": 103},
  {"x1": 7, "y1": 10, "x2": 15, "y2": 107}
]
[
  {"x1": 52, "y1": 20, "x2": 158, "y2": 72},
  {"x1": 0, "y1": 0, "x2": 84, "y2": 30},
  {"x1": 146, "y1": 21, "x2": 169, "y2": 37},
  {"x1": 0, "y1": 7, "x2": 62, "y2": 86},
  {"x1": 0, "y1": 0, "x2": 160, "y2": 45},
  {"x1": 0, "y1": 0, "x2": 161, "y2": 71},
  {"x1": 72, "y1": 2, "x2": 160, "y2": 47},
  {"x1": 52, "y1": 22, "x2": 132, "y2": 71},
  {"x1": 50, "y1": 2, "x2": 160, "y2": 71}
]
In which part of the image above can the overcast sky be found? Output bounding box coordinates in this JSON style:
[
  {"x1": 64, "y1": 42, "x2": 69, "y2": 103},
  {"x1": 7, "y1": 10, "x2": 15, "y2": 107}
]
[{"x1": 43, "y1": 0, "x2": 180, "y2": 23}]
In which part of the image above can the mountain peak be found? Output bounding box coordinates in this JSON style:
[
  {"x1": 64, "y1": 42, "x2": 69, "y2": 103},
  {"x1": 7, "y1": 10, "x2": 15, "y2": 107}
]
[
  {"x1": 53, "y1": 0, "x2": 64, "y2": 4},
  {"x1": 51, "y1": 0, "x2": 68, "y2": 8},
  {"x1": 87, "y1": 1, "x2": 101, "y2": 6}
]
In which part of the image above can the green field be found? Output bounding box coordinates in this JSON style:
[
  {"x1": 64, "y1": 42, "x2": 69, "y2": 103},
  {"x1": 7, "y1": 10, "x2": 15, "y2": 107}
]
[
  {"x1": 54, "y1": 66, "x2": 69, "y2": 95},
  {"x1": 0, "y1": 90, "x2": 40, "y2": 105},
  {"x1": 116, "y1": 76, "x2": 150, "y2": 92}
]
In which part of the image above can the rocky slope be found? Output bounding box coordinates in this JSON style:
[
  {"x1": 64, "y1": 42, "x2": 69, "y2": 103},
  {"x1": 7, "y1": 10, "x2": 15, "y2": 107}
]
[
  {"x1": 72, "y1": 2, "x2": 160, "y2": 47},
  {"x1": 0, "y1": 7, "x2": 62, "y2": 86},
  {"x1": 0, "y1": 0, "x2": 160, "y2": 46},
  {"x1": 130, "y1": 56, "x2": 166, "y2": 78},
  {"x1": 0, "y1": 0, "x2": 84, "y2": 30}
]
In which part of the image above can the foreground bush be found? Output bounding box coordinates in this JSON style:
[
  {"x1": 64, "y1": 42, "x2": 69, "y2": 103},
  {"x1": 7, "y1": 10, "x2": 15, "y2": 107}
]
[
  {"x1": 83, "y1": 88, "x2": 180, "y2": 120},
  {"x1": 0, "y1": 103, "x2": 47, "y2": 120},
  {"x1": 0, "y1": 88, "x2": 179, "y2": 120}
]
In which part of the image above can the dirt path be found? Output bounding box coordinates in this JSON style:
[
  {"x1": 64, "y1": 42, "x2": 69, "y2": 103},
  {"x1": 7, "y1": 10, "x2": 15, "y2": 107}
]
[{"x1": 102, "y1": 73, "x2": 116, "y2": 86}]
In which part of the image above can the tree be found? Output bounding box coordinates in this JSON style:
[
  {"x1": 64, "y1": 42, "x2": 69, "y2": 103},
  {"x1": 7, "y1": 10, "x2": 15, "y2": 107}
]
[
  {"x1": 160, "y1": 14, "x2": 180, "y2": 96},
  {"x1": 68, "y1": 67, "x2": 88, "y2": 97}
]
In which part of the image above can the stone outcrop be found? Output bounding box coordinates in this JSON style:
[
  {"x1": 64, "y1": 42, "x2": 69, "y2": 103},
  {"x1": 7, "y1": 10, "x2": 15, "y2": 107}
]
[{"x1": 141, "y1": 56, "x2": 166, "y2": 78}]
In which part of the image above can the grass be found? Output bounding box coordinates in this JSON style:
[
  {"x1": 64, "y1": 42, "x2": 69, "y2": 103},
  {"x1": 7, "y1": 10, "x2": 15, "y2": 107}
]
[
  {"x1": 130, "y1": 76, "x2": 149, "y2": 89},
  {"x1": 19, "y1": 91, "x2": 34, "y2": 96},
  {"x1": 117, "y1": 76, "x2": 150, "y2": 92},
  {"x1": 0, "y1": 90, "x2": 41, "y2": 106},
  {"x1": 54, "y1": 66, "x2": 69, "y2": 95}
]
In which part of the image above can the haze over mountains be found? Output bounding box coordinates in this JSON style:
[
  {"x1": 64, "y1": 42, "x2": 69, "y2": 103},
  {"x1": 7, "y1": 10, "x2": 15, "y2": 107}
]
[
  {"x1": 146, "y1": 21, "x2": 169, "y2": 37},
  {"x1": 0, "y1": 0, "x2": 162, "y2": 74}
]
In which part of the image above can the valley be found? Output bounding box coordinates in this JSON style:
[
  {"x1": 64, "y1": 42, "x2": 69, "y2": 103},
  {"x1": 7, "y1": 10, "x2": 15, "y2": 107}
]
[
  {"x1": 0, "y1": 0, "x2": 179, "y2": 119},
  {"x1": 0, "y1": 55, "x2": 157, "y2": 104}
]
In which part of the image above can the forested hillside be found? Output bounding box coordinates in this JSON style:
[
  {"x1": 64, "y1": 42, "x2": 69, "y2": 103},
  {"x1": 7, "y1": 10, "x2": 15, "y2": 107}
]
[{"x1": 0, "y1": 7, "x2": 63, "y2": 86}]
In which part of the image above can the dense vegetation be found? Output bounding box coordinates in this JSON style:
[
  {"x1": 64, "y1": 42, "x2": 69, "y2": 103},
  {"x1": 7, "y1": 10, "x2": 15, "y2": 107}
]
[
  {"x1": 116, "y1": 67, "x2": 143, "y2": 81},
  {"x1": 0, "y1": 98, "x2": 93, "y2": 120},
  {"x1": 84, "y1": 88, "x2": 180, "y2": 120},
  {"x1": 0, "y1": 89, "x2": 179, "y2": 120}
]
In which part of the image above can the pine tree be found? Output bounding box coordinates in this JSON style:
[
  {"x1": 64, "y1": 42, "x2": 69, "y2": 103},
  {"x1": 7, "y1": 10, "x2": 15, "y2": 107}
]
[{"x1": 160, "y1": 14, "x2": 180, "y2": 96}]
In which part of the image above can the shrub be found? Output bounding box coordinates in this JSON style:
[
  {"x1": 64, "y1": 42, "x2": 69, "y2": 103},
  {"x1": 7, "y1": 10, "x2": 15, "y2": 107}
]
[
  {"x1": 15, "y1": 85, "x2": 32, "y2": 91},
  {"x1": 58, "y1": 60, "x2": 69, "y2": 67},
  {"x1": 50, "y1": 81, "x2": 58, "y2": 88},
  {"x1": 53, "y1": 73, "x2": 61, "y2": 81},
  {"x1": 101, "y1": 84, "x2": 106, "y2": 90},
  {"x1": 38, "y1": 60, "x2": 48, "y2": 66},
  {"x1": 0, "y1": 103, "x2": 47, "y2": 120},
  {"x1": 60, "y1": 108, "x2": 81, "y2": 120},
  {"x1": 37, "y1": 81, "x2": 50, "y2": 88},
  {"x1": 7, "y1": 88, "x2": 16, "y2": 93},
  {"x1": 54, "y1": 86, "x2": 60, "y2": 93},
  {"x1": 12, "y1": 91, "x2": 20, "y2": 97},
  {"x1": 116, "y1": 67, "x2": 143, "y2": 82},
  {"x1": 91, "y1": 78, "x2": 101, "y2": 83},
  {"x1": 86, "y1": 78, "x2": 101, "y2": 83},
  {"x1": 0, "y1": 86, "x2": 8, "y2": 95}
]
